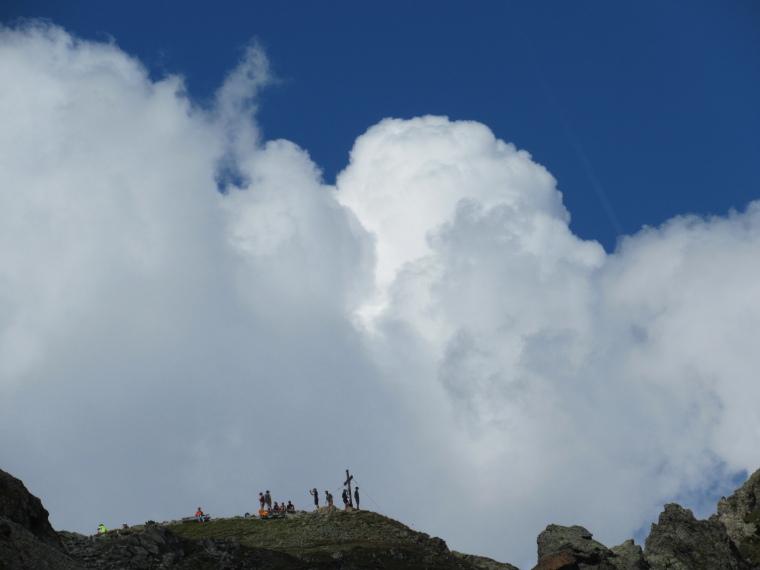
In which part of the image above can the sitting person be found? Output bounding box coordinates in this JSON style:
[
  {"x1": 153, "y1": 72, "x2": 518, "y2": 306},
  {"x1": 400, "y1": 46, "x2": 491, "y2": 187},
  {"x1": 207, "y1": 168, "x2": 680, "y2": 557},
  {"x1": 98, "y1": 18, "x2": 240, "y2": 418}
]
[
  {"x1": 287, "y1": 501, "x2": 294, "y2": 511},
  {"x1": 272, "y1": 501, "x2": 279, "y2": 511},
  {"x1": 195, "y1": 508, "x2": 209, "y2": 522},
  {"x1": 97, "y1": 524, "x2": 107, "y2": 535},
  {"x1": 122, "y1": 523, "x2": 129, "y2": 530}
]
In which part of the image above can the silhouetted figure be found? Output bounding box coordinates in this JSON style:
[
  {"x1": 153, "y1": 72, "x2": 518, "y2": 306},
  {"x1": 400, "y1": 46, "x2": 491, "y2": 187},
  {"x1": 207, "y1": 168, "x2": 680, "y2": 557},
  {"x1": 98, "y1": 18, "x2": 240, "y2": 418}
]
[
  {"x1": 287, "y1": 501, "x2": 294, "y2": 511},
  {"x1": 325, "y1": 490, "x2": 333, "y2": 507},
  {"x1": 310, "y1": 488, "x2": 319, "y2": 510},
  {"x1": 265, "y1": 490, "x2": 272, "y2": 509},
  {"x1": 259, "y1": 492, "x2": 265, "y2": 510},
  {"x1": 342, "y1": 488, "x2": 349, "y2": 508},
  {"x1": 354, "y1": 487, "x2": 360, "y2": 510}
]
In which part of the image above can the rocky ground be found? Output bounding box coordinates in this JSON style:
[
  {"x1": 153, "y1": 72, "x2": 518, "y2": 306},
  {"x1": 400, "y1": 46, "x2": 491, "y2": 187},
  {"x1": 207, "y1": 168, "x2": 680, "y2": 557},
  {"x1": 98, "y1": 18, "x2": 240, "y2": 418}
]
[
  {"x1": 2, "y1": 465, "x2": 760, "y2": 569},
  {"x1": 56, "y1": 509, "x2": 517, "y2": 570}
]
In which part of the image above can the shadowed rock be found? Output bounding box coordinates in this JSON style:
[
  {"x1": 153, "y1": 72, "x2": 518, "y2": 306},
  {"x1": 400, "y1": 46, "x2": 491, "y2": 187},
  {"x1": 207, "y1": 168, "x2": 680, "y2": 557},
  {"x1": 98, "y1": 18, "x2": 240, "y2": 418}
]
[
  {"x1": 609, "y1": 538, "x2": 647, "y2": 569},
  {"x1": 0, "y1": 467, "x2": 82, "y2": 569},
  {"x1": 715, "y1": 468, "x2": 760, "y2": 566},
  {"x1": 644, "y1": 503, "x2": 749, "y2": 569},
  {"x1": 0, "y1": 467, "x2": 61, "y2": 548},
  {"x1": 532, "y1": 524, "x2": 616, "y2": 569}
]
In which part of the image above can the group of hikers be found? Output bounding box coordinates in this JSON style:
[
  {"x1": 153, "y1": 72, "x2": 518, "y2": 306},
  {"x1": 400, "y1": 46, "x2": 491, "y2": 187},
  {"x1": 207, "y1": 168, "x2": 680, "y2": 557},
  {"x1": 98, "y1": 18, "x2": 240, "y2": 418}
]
[
  {"x1": 310, "y1": 486, "x2": 360, "y2": 510},
  {"x1": 258, "y1": 485, "x2": 360, "y2": 514},
  {"x1": 96, "y1": 476, "x2": 364, "y2": 534},
  {"x1": 257, "y1": 490, "x2": 295, "y2": 512}
]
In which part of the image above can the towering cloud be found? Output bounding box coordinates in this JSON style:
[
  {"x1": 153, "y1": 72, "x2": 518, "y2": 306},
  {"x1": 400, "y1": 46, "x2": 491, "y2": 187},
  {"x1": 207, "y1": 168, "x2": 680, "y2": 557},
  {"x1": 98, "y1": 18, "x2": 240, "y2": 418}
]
[{"x1": 1, "y1": 21, "x2": 758, "y2": 568}]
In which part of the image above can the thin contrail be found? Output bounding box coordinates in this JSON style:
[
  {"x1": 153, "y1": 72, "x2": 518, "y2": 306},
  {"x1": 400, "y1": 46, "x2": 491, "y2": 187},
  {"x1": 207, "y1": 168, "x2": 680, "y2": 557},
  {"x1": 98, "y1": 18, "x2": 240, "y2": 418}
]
[
  {"x1": 507, "y1": 4, "x2": 625, "y2": 239},
  {"x1": 555, "y1": 110, "x2": 626, "y2": 237}
]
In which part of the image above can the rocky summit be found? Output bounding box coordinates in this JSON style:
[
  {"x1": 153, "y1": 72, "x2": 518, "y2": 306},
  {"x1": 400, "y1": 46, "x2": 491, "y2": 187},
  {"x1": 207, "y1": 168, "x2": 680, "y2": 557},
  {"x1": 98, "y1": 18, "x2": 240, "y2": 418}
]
[
  {"x1": 529, "y1": 468, "x2": 760, "y2": 570},
  {"x1": 2, "y1": 466, "x2": 760, "y2": 569}
]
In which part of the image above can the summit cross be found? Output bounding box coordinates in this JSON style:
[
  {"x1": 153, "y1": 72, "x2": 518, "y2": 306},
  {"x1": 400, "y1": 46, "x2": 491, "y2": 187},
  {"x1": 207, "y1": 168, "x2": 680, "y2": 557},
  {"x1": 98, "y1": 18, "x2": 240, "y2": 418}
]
[{"x1": 344, "y1": 469, "x2": 354, "y2": 507}]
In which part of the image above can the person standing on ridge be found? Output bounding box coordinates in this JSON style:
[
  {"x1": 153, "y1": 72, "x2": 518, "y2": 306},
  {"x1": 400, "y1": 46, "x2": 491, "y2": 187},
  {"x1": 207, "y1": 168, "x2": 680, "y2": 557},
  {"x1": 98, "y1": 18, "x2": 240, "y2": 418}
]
[
  {"x1": 325, "y1": 490, "x2": 333, "y2": 507},
  {"x1": 341, "y1": 488, "x2": 349, "y2": 509},
  {"x1": 310, "y1": 488, "x2": 319, "y2": 510},
  {"x1": 354, "y1": 487, "x2": 360, "y2": 510},
  {"x1": 264, "y1": 490, "x2": 272, "y2": 510},
  {"x1": 259, "y1": 492, "x2": 265, "y2": 510}
]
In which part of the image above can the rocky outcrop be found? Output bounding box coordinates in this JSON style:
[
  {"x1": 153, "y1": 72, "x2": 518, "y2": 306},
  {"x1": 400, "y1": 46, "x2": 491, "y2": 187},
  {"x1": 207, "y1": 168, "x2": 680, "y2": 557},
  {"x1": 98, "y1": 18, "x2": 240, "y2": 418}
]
[
  {"x1": 528, "y1": 471, "x2": 760, "y2": 570},
  {"x1": 716, "y1": 468, "x2": 760, "y2": 566},
  {"x1": 533, "y1": 524, "x2": 612, "y2": 569},
  {"x1": 530, "y1": 501, "x2": 754, "y2": 570},
  {"x1": 0, "y1": 467, "x2": 81, "y2": 569},
  {"x1": 58, "y1": 525, "x2": 306, "y2": 570},
  {"x1": 531, "y1": 525, "x2": 647, "y2": 570},
  {"x1": 0, "y1": 467, "x2": 61, "y2": 548},
  {"x1": 609, "y1": 539, "x2": 647, "y2": 569},
  {"x1": 59, "y1": 525, "x2": 187, "y2": 569},
  {"x1": 0, "y1": 521, "x2": 82, "y2": 570},
  {"x1": 643, "y1": 503, "x2": 748, "y2": 569}
]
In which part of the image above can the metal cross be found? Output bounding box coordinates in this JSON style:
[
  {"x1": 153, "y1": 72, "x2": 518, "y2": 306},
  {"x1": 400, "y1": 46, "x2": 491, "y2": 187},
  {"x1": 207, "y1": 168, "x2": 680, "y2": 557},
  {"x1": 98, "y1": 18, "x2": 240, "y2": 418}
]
[{"x1": 344, "y1": 469, "x2": 354, "y2": 507}]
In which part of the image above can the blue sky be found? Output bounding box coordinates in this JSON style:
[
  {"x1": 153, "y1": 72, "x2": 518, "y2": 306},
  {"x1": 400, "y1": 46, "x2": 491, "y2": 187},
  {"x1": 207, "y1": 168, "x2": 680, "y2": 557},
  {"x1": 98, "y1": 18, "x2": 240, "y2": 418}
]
[
  {"x1": 2, "y1": 2, "x2": 760, "y2": 568},
  {"x1": 4, "y1": 0, "x2": 759, "y2": 250}
]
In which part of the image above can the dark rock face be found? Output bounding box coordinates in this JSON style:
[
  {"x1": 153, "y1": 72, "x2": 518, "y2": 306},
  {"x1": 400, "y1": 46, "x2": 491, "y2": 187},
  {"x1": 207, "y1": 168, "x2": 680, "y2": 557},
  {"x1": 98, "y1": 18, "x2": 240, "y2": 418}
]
[
  {"x1": 533, "y1": 524, "x2": 614, "y2": 569},
  {"x1": 532, "y1": 525, "x2": 647, "y2": 569},
  {"x1": 0, "y1": 467, "x2": 81, "y2": 569},
  {"x1": 0, "y1": 521, "x2": 82, "y2": 570},
  {"x1": 716, "y1": 468, "x2": 760, "y2": 566},
  {"x1": 0, "y1": 467, "x2": 61, "y2": 548},
  {"x1": 59, "y1": 525, "x2": 187, "y2": 569},
  {"x1": 609, "y1": 539, "x2": 647, "y2": 569},
  {"x1": 644, "y1": 503, "x2": 749, "y2": 570},
  {"x1": 60, "y1": 525, "x2": 312, "y2": 570},
  {"x1": 528, "y1": 471, "x2": 760, "y2": 570},
  {"x1": 61, "y1": 525, "x2": 313, "y2": 570}
]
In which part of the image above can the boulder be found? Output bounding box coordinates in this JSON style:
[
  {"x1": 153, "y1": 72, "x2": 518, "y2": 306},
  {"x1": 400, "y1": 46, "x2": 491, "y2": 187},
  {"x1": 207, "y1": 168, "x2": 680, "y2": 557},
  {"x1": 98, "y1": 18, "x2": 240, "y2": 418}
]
[
  {"x1": 532, "y1": 524, "x2": 616, "y2": 569},
  {"x1": 644, "y1": 503, "x2": 748, "y2": 569}
]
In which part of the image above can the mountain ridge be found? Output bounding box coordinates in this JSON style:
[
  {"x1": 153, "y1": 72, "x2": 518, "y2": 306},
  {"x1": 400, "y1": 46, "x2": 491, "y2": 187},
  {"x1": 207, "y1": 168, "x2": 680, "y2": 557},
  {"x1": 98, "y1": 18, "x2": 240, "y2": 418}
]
[{"x1": 2, "y1": 465, "x2": 760, "y2": 569}]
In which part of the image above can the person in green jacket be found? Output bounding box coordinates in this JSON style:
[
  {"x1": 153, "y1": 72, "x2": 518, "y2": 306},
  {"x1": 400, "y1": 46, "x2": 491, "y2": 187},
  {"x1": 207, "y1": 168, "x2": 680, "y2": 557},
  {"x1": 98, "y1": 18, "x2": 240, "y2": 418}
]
[{"x1": 97, "y1": 524, "x2": 107, "y2": 535}]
